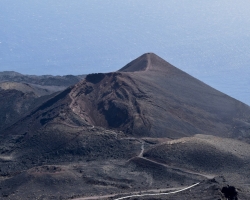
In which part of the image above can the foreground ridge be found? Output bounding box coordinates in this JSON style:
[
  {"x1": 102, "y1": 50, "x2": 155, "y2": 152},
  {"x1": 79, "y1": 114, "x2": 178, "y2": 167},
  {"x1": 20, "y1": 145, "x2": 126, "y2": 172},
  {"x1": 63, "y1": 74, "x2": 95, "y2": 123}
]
[
  {"x1": 73, "y1": 183, "x2": 200, "y2": 200},
  {"x1": 114, "y1": 182, "x2": 200, "y2": 200}
]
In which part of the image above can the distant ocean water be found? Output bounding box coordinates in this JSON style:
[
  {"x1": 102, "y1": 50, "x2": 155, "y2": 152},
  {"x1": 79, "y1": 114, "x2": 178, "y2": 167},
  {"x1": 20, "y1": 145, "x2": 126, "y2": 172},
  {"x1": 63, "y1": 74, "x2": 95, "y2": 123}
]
[{"x1": 0, "y1": 0, "x2": 249, "y2": 105}]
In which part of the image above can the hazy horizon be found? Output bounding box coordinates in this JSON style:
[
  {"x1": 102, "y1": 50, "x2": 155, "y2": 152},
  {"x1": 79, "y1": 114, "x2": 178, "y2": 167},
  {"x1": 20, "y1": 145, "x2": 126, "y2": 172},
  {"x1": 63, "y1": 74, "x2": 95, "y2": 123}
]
[{"x1": 1, "y1": 1, "x2": 250, "y2": 105}]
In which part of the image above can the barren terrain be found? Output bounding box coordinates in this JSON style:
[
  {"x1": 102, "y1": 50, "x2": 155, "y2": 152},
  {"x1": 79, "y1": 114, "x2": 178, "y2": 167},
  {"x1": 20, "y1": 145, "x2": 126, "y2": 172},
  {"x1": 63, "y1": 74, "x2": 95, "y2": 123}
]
[{"x1": 0, "y1": 53, "x2": 249, "y2": 199}]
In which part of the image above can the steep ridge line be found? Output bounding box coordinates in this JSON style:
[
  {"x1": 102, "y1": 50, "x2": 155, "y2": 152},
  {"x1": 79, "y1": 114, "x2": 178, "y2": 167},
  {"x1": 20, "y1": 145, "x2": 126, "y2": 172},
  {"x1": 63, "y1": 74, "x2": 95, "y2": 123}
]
[
  {"x1": 145, "y1": 53, "x2": 152, "y2": 71},
  {"x1": 69, "y1": 86, "x2": 96, "y2": 127},
  {"x1": 69, "y1": 88, "x2": 84, "y2": 121}
]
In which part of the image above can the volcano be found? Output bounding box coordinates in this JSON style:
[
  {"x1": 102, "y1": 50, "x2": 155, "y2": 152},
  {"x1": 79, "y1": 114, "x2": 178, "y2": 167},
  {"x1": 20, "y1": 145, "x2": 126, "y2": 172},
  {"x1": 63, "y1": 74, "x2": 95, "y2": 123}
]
[
  {"x1": 0, "y1": 53, "x2": 250, "y2": 199},
  {"x1": 53, "y1": 52, "x2": 250, "y2": 138}
]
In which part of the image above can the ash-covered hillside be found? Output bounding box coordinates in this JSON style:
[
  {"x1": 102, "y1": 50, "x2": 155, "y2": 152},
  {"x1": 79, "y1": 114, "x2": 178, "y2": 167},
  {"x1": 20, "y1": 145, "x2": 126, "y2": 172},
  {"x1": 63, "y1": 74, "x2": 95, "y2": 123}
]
[{"x1": 0, "y1": 53, "x2": 249, "y2": 200}]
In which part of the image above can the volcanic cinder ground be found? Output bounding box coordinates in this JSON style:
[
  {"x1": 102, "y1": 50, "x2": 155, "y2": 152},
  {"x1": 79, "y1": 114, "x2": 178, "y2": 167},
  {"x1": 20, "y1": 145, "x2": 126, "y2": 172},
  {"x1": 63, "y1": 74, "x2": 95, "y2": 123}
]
[{"x1": 0, "y1": 53, "x2": 250, "y2": 200}]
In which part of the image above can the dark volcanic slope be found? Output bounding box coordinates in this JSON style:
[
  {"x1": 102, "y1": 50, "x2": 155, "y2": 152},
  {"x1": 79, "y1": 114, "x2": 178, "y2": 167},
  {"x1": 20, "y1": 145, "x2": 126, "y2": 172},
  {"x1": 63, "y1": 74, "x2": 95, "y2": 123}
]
[
  {"x1": 3, "y1": 53, "x2": 250, "y2": 139},
  {"x1": 0, "y1": 86, "x2": 56, "y2": 131},
  {"x1": 0, "y1": 72, "x2": 86, "y2": 131},
  {"x1": 69, "y1": 53, "x2": 250, "y2": 139}
]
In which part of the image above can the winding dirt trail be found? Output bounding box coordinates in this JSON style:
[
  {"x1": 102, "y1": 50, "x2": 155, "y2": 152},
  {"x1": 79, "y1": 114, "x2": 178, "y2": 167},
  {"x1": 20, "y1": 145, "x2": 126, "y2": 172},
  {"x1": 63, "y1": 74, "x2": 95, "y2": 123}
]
[
  {"x1": 69, "y1": 88, "x2": 91, "y2": 123},
  {"x1": 69, "y1": 88, "x2": 80, "y2": 117},
  {"x1": 138, "y1": 140, "x2": 144, "y2": 157},
  {"x1": 72, "y1": 137, "x2": 212, "y2": 200},
  {"x1": 124, "y1": 137, "x2": 214, "y2": 179},
  {"x1": 72, "y1": 183, "x2": 200, "y2": 200},
  {"x1": 139, "y1": 157, "x2": 214, "y2": 179},
  {"x1": 113, "y1": 182, "x2": 200, "y2": 200},
  {"x1": 68, "y1": 88, "x2": 96, "y2": 130},
  {"x1": 69, "y1": 136, "x2": 213, "y2": 200}
]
